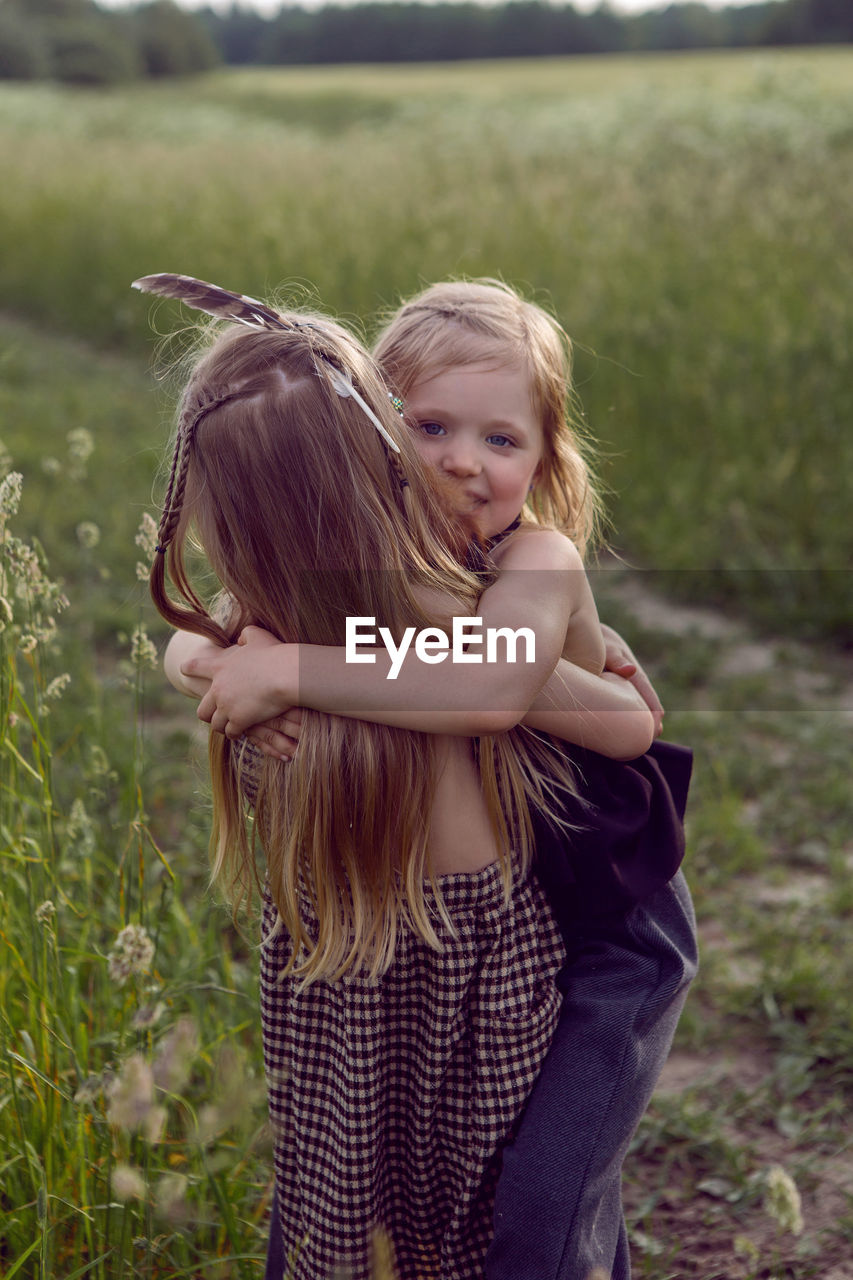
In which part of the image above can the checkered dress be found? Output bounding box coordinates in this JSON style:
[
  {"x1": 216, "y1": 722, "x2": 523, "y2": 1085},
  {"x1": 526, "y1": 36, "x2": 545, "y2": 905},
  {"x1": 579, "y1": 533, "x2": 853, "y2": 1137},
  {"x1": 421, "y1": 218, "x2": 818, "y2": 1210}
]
[{"x1": 259, "y1": 862, "x2": 565, "y2": 1280}]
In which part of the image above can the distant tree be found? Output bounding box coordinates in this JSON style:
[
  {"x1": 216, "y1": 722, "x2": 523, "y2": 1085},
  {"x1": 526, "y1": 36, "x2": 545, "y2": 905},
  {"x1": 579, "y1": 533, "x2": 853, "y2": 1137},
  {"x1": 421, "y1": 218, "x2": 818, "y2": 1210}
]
[
  {"x1": 725, "y1": 2, "x2": 780, "y2": 46},
  {"x1": 48, "y1": 16, "x2": 142, "y2": 84},
  {"x1": 584, "y1": 4, "x2": 627, "y2": 54},
  {"x1": 626, "y1": 3, "x2": 729, "y2": 50},
  {"x1": 156, "y1": 0, "x2": 853, "y2": 70},
  {"x1": 764, "y1": 0, "x2": 853, "y2": 42},
  {"x1": 131, "y1": 0, "x2": 220, "y2": 76},
  {"x1": 5, "y1": 0, "x2": 97, "y2": 16},
  {"x1": 198, "y1": 3, "x2": 269, "y2": 65},
  {"x1": 0, "y1": 9, "x2": 51, "y2": 78}
]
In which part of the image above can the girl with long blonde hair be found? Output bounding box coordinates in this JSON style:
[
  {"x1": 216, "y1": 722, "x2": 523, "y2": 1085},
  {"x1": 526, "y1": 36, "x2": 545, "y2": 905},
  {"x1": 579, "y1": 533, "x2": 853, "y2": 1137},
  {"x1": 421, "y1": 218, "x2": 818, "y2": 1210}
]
[
  {"x1": 179, "y1": 280, "x2": 698, "y2": 1280},
  {"x1": 142, "y1": 279, "x2": 654, "y2": 1280}
]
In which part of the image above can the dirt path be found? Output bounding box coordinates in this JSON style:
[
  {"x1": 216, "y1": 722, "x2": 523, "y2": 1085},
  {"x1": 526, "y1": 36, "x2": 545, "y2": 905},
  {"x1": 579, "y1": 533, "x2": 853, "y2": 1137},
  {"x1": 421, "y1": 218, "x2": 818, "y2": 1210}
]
[{"x1": 599, "y1": 569, "x2": 853, "y2": 1278}]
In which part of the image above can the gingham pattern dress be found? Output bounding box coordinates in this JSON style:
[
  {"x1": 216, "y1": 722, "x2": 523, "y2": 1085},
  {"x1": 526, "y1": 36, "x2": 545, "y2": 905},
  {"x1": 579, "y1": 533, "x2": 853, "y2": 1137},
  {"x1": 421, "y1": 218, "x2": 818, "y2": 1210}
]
[{"x1": 259, "y1": 862, "x2": 566, "y2": 1280}]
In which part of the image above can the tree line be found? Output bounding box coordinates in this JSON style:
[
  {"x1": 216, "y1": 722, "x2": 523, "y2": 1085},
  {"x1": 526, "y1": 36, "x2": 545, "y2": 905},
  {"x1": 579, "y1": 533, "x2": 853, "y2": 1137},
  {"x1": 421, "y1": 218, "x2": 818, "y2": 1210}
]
[
  {"x1": 203, "y1": 0, "x2": 853, "y2": 67},
  {"x1": 0, "y1": 0, "x2": 218, "y2": 84},
  {"x1": 0, "y1": 0, "x2": 850, "y2": 86}
]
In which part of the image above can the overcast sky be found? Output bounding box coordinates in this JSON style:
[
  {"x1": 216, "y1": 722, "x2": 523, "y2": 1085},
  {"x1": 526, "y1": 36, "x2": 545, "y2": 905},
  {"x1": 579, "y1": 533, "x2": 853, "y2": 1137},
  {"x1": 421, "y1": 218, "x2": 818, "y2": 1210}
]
[{"x1": 99, "y1": 0, "x2": 768, "y2": 15}]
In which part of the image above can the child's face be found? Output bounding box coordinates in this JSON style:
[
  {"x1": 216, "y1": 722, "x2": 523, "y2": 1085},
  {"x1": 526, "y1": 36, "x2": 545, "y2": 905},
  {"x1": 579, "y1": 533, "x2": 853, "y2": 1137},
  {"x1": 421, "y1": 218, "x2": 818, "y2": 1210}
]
[{"x1": 405, "y1": 362, "x2": 543, "y2": 541}]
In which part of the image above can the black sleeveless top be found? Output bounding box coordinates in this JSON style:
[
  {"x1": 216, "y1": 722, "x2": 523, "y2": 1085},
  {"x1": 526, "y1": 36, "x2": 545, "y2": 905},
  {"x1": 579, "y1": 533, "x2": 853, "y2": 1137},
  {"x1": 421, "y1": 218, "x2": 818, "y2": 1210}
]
[{"x1": 529, "y1": 736, "x2": 692, "y2": 932}]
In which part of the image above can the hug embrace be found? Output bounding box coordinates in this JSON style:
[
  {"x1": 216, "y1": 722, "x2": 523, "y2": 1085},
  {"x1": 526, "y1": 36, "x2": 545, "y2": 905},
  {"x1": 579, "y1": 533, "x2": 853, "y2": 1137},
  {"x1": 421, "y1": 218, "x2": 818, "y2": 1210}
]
[{"x1": 138, "y1": 274, "x2": 698, "y2": 1280}]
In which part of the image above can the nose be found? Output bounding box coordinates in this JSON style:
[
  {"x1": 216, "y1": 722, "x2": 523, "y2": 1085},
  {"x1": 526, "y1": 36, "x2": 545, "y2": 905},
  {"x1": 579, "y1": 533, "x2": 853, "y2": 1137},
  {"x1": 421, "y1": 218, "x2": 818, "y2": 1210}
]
[{"x1": 440, "y1": 438, "x2": 481, "y2": 477}]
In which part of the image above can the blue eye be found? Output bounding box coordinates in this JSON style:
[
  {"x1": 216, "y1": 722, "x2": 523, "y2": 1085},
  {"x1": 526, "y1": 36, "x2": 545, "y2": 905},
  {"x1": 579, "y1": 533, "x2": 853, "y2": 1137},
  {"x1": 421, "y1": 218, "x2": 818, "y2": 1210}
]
[
  {"x1": 416, "y1": 421, "x2": 446, "y2": 437},
  {"x1": 487, "y1": 434, "x2": 513, "y2": 448}
]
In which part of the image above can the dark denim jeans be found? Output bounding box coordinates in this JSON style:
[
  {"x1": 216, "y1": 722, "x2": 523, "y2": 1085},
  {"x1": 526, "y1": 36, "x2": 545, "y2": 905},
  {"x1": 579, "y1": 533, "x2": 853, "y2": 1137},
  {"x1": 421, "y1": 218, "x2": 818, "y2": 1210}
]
[{"x1": 485, "y1": 870, "x2": 697, "y2": 1280}]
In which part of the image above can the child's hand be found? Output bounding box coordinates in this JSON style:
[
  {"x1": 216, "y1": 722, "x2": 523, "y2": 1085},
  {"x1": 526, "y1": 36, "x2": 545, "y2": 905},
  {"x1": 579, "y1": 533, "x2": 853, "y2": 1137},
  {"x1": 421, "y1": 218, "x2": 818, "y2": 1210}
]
[
  {"x1": 184, "y1": 627, "x2": 298, "y2": 738},
  {"x1": 247, "y1": 708, "x2": 303, "y2": 761},
  {"x1": 600, "y1": 623, "x2": 664, "y2": 736}
]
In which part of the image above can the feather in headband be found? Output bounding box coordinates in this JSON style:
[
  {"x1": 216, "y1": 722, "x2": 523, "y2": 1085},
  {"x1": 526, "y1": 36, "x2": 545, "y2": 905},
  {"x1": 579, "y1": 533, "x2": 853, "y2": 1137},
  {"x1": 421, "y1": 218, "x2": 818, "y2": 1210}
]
[{"x1": 131, "y1": 273, "x2": 401, "y2": 453}]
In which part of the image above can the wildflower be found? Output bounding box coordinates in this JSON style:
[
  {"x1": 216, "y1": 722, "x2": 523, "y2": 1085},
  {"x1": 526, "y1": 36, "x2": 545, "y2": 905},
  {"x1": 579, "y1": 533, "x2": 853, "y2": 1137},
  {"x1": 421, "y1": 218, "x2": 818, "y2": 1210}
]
[
  {"x1": 19, "y1": 634, "x2": 38, "y2": 655},
  {"x1": 0, "y1": 595, "x2": 12, "y2": 631},
  {"x1": 66, "y1": 797, "x2": 95, "y2": 858},
  {"x1": 130, "y1": 624, "x2": 158, "y2": 671},
  {"x1": 0, "y1": 439, "x2": 11, "y2": 477},
  {"x1": 74, "y1": 1074, "x2": 104, "y2": 1106},
  {"x1": 35, "y1": 900, "x2": 56, "y2": 925},
  {"x1": 112, "y1": 1163, "x2": 147, "y2": 1202},
  {"x1": 45, "y1": 673, "x2": 71, "y2": 701},
  {"x1": 153, "y1": 1017, "x2": 199, "y2": 1094},
  {"x1": 135, "y1": 512, "x2": 159, "y2": 559},
  {"x1": 132, "y1": 1002, "x2": 166, "y2": 1031},
  {"x1": 734, "y1": 1235, "x2": 760, "y2": 1264},
  {"x1": 155, "y1": 1172, "x2": 189, "y2": 1224},
  {"x1": 0, "y1": 471, "x2": 23, "y2": 519},
  {"x1": 66, "y1": 428, "x2": 94, "y2": 464},
  {"x1": 107, "y1": 1054, "x2": 165, "y2": 1141},
  {"x1": 41, "y1": 456, "x2": 62, "y2": 477},
  {"x1": 108, "y1": 923, "x2": 155, "y2": 986},
  {"x1": 76, "y1": 521, "x2": 101, "y2": 550},
  {"x1": 763, "y1": 1164, "x2": 804, "y2": 1236}
]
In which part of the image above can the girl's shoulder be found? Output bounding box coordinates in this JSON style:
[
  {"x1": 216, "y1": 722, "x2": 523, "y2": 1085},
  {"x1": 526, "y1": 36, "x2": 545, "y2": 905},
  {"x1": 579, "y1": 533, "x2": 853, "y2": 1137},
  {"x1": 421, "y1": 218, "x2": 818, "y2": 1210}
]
[{"x1": 490, "y1": 524, "x2": 584, "y2": 573}]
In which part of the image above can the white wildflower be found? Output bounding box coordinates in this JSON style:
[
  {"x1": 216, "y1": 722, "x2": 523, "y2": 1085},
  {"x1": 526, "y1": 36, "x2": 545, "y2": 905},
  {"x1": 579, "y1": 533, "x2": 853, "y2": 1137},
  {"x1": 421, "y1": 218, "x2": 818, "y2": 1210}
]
[
  {"x1": 45, "y1": 673, "x2": 71, "y2": 701},
  {"x1": 66, "y1": 797, "x2": 95, "y2": 857},
  {"x1": 763, "y1": 1164, "x2": 804, "y2": 1236},
  {"x1": 66, "y1": 428, "x2": 94, "y2": 464},
  {"x1": 19, "y1": 634, "x2": 38, "y2": 655},
  {"x1": 132, "y1": 1002, "x2": 166, "y2": 1031},
  {"x1": 35, "y1": 899, "x2": 56, "y2": 925},
  {"x1": 154, "y1": 1172, "x2": 188, "y2": 1224},
  {"x1": 130, "y1": 624, "x2": 158, "y2": 671},
  {"x1": 0, "y1": 439, "x2": 11, "y2": 478},
  {"x1": 107, "y1": 1055, "x2": 165, "y2": 1141},
  {"x1": 108, "y1": 1054, "x2": 154, "y2": 1130},
  {"x1": 135, "y1": 513, "x2": 159, "y2": 559},
  {"x1": 0, "y1": 595, "x2": 12, "y2": 630},
  {"x1": 108, "y1": 923, "x2": 155, "y2": 986},
  {"x1": 153, "y1": 1017, "x2": 199, "y2": 1094},
  {"x1": 0, "y1": 471, "x2": 23, "y2": 519},
  {"x1": 136, "y1": 562, "x2": 150, "y2": 582},
  {"x1": 112, "y1": 1164, "x2": 147, "y2": 1202},
  {"x1": 41, "y1": 456, "x2": 62, "y2": 477},
  {"x1": 76, "y1": 521, "x2": 101, "y2": 550},
  {"x1": 74, "y1": 1074, "x2": 104, "y2": 1106}
]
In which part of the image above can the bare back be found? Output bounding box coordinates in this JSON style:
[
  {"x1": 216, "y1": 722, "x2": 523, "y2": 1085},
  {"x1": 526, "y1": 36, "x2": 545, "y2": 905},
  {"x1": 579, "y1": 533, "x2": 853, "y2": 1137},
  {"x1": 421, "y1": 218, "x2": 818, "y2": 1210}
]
[{"x1": 427, "y1": 736, "x2": 500, "y2": 875}]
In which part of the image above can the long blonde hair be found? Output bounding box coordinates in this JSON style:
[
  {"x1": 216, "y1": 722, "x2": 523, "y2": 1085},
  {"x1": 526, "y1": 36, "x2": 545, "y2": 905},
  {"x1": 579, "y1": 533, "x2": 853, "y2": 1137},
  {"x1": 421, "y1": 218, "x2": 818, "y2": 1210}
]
[
  {"x1": 150, "y1": 312, "x2": 562, "y2": 982},
  {"x1": 374, "y1": 278, "x2": 604, "y2": 557}
]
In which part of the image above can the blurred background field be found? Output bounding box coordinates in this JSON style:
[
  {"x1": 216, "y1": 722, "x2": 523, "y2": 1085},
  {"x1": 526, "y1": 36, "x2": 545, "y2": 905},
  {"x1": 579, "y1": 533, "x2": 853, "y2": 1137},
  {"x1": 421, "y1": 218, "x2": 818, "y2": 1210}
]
[
  {"x1": 1, "y1": 46, "x2": 851, "y2": 638},
  {"x1": 1, "y1": 47, "x2": 852, "y2": 1277}
]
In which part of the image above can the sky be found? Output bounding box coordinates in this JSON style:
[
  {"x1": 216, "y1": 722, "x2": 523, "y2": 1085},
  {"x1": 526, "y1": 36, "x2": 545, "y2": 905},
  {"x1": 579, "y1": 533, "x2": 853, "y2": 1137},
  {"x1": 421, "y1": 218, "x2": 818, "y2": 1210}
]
[{"x1": 99, "y1": 0, "x2": 767, "y2": 15}]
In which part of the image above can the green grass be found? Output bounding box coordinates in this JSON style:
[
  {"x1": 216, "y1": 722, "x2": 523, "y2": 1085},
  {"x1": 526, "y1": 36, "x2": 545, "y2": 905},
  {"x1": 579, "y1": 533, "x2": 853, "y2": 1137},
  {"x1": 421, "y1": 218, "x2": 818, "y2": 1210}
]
[{"x1": 0, "y1": 49, "x2": 852, "y2": 636}]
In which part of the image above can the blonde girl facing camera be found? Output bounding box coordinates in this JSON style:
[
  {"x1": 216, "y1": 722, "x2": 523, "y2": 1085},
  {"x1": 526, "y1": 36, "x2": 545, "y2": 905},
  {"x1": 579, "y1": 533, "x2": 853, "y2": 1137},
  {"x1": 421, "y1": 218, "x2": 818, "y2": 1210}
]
[
  {"x1": 144, "y1": 280, "x2": 656, "y2": 1280},
  {"x1": 180, "y1": 280, "x2": 698, "y2": 1280}
]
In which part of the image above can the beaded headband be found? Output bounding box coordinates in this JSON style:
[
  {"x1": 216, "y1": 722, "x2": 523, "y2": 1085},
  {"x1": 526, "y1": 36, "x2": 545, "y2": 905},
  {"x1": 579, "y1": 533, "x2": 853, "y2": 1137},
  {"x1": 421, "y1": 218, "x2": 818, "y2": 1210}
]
[{"x1": 131, "y1": 273, "x2": 401, "y2": 453}]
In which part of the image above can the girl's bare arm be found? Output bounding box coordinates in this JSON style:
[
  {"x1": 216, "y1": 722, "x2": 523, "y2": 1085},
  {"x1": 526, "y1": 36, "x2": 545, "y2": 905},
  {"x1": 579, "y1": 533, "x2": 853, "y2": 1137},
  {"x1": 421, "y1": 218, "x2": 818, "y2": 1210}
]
[{"x1": 176, "y1": 531, "x2": 653, "y2": 756}]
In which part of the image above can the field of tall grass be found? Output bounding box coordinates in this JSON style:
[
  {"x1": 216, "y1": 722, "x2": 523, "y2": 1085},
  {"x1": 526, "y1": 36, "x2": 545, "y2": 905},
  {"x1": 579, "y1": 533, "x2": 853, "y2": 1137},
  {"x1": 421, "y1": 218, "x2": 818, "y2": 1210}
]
[
  {"x1": 1, "y1": 47, "x2": 852, "y2": 637},
  {"x1": 1, "y1": 48, "x2": 852, "y2": 1277}
]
